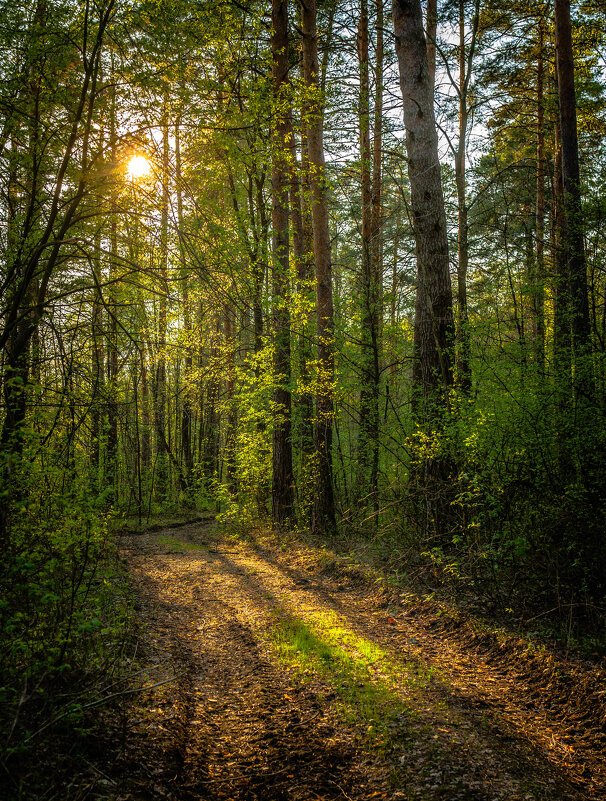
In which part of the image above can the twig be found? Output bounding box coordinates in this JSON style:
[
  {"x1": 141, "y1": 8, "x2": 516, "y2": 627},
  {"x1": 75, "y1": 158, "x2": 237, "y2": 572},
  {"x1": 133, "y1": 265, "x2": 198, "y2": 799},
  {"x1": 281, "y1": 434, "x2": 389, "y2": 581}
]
[
  {"x1": 329, "y1": 779, "x2": 354, "y2": 801},
  {"x1": 23, "y1": 673, "x2": 183, "y2": 744},
  {"x1": 80, "y1": 757, "x2": 117, "y2": 786}
]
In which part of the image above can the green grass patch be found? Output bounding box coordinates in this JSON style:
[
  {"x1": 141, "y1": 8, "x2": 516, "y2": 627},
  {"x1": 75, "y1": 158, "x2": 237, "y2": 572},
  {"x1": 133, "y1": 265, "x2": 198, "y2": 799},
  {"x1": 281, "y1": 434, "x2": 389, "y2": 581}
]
[
  {"x1": 268, "y1": 605, "x2": 430, "y2": 747},
  {"x1": 156, "y1": 534, "x2": 205, "y2": 552}
]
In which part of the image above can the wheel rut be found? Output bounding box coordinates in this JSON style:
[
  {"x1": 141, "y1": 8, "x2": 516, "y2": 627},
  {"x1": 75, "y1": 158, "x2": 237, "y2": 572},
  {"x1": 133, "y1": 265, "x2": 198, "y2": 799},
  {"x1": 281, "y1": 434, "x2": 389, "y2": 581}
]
[{"x1": 116, "y1": 525, "x2": 603, "y2": 800}]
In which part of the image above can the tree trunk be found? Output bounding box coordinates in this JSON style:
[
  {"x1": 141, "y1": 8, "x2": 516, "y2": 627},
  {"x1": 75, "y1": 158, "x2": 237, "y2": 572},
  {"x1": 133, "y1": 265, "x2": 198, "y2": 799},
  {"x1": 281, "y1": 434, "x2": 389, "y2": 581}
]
[
  {"x1": 554, "y1": 0, "x2": 592, "y2": 399},
  {"x1": 224, "y1": 304, "x2": 237, "y2": 496},
  {"x1": 534, "y1": 10, "x2": 546, "y2": 373},
  {"x1": 392, "y1": 0, "x2": 455, "y2": 417},
  {"x1": 107, "y1": 76, "x2": 119, "y2": 504},
  {"x1": 454, "y1": 0, "x2": 473, "y2": 394},
  {"x1": 356, "y1": 0, "x2": 380, "y2": 508},
  {"x1": 300, "y1": 0, "x2": 336, "y2": 533},
  {"x1": 426, "y1": 0, "x2": 437, "y2": 95},
  {"x1": 552, "y1": 112, "x2": 573, "y2": 477},
  {"x1": 175, "y1": 117, "x2": 193, "y2": 487},
  {"x1": 271, "y1": 0, "x2": 295, "y2": 527},
  {"x1": 154, "y1": 100, "x2": 170, "y2": 503},
  {"x1": 291, "y1": 126, "x2": 315, "y2": 467},
  {"x1": 369, "y1": 0, "x2": 384, "y2": 515}
]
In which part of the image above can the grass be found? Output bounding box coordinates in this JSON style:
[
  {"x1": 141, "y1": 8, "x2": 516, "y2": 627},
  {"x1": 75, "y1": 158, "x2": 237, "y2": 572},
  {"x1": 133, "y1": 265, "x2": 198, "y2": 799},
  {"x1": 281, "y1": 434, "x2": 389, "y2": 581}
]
[
  {"x1": 157, "y1": 534, "x2": 205, "y2": 552},
  {"x1": 267, "y1": 605, "x2": 431, "y2": 748}
]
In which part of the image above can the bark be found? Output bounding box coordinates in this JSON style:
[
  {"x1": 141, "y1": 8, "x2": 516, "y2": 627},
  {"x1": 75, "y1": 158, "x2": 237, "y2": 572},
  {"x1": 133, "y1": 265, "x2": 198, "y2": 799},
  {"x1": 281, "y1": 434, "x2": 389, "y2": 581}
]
[
  {"x1": 91, "y1": 230, "x2": 104, "y2": 490},
  {"x1": 300, "y1": 0, "x2": 336, "y2": 533},
  {"x1": 224, "y1": 304, "x2": 237, "y2": 496},
  {"x1": 426, "y1": 0, "x2": 437, "y2": 95},
  {"x1": 291, "y1": 126, "x2": 315, "y2": 465},
  {"x1": 141, "y1": 344, "x2": 151, "y2": 471},
  {"x1": 392, "y1": 0, "x2": 455, "y2": 417},
  {"x1": 554, "y1": 0, "x2": 593, "y2": 398},
  {"x1": 175, "y1": 118, "x2": 193, "y2": 485},
  {"x1": 369, "y1": 0, "x2": 384, "y2": 512},
  {"x1": 356, "y1": 0, "x2": 380, "y2": 506},
  {"x1": 534, "y1": 11, "x2": 546, "y2": 372},
  {"x1": 453, "y1": 0, "x2": 475, "y2": 394},
  {"x1": 106, "y1": 73, "x2": 119, "y2": 503},
  {"x1": 552, "y1": 113, "x2": 573, "y2": 476},
  {"x1": 154, "y1": 100, "x2": 170, "y2": 502},
  {"x1": 271, "y1": 0, "x2": 295, "y2": 526}
]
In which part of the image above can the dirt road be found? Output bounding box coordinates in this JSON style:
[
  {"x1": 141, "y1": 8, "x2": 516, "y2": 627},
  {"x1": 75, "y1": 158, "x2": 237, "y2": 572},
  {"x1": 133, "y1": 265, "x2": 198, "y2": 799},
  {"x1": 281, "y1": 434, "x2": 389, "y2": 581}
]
[{"x1": 111, "y1": 523, "x2": 605, "y2": 801}]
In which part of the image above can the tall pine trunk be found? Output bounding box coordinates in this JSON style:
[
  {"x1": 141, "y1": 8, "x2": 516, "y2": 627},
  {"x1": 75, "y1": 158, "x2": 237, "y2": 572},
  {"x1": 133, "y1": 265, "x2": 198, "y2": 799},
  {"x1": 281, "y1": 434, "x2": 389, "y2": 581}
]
[
  {"x1": 392, "y1": 0, "x2": 455, "y2": 417},
  {"x1": 300, "y1": 0, "x2": 336, "y2": 533},
  {"x1": 534, "y1": 10, "x2": 546, "y2": 372},
  {"x1": 554, "y1": 0, "x2": 592, "y2": 400}
]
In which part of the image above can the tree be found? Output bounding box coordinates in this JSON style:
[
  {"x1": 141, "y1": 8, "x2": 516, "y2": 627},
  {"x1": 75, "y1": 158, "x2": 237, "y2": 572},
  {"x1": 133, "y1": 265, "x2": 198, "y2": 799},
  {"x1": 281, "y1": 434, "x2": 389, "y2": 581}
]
[
  {"x1": 271, "y1": 0, "x2": 295, "y2": 526},
  {"x1": 554, "y1": 0, "x2": 593, "y2": 400},
  {"x1": 0, "y1": 0, "x2": 116, "y2": 537},
  {"x1": 392, "y1": 0, "x2": 455, "y2": 417},
  {"x1": 452, "y1": 0, "x2": 480, "y2": 393},
  {"x1": 356, "y1": 0, "x2": 381, "y2": 509},
  {"x1": 300, "y1": 0, "x2": 336, "y2": 533}
]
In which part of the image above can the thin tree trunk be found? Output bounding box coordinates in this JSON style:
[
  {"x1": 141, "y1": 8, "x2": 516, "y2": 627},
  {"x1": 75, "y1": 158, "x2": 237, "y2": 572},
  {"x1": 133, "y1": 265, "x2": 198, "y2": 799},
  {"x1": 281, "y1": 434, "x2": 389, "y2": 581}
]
[
  {"x1": 154, "y1": 99, "x2": 170, "y2": 502},
  {"x1": 107, "y1": 74, "x2": 119, "y2": 504},
  {"x1": 369, "y1": 0, "x2": 384, "y2": 514},
  {"x1": 175, "y1": 117, "x2": 193, "y2": 486},
  {"x1": 224, "y1": 304, "x2": 237, "y2": 496},
  {"x1": 534, "y1": 10, "x2": 546, "y2": 373},
  {"x1": 552, "y1": 112, "x2": 573, "y2": 476},
  {"x1": 91, "y1": 229, "x2": 104, "y2": 491},
  {"x1": 356, "y1": 0, "x2": 379, "y2": 507},
  {"x1": 300, "y1": 0, "x2": 336, "y2": 533},
  {"x1": 271, "y1": 0, "x2": 295, "y2": 526},
  {"x1": 454, "y1": 0, "x2": 472, "y2": 393},
  {"x1": 554, "y1": 0, "x2": 593, "y2": 399},
  {"x1": 291, "y1": 127, "x2": 315, "y2": 467}
]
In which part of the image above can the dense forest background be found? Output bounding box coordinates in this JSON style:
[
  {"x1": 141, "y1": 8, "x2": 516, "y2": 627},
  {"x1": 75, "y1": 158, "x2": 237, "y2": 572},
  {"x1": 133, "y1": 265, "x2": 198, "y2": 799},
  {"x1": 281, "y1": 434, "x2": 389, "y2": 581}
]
[{"x1": 1, "y1": 0, "x2": 605, "y2": 774}]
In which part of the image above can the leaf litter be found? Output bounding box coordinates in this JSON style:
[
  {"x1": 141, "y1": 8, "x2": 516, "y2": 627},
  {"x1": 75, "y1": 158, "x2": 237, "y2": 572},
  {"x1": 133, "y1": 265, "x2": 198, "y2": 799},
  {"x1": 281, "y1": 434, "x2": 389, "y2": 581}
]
[{"x1": 88, "y1": 522, "x2": 605, "y2": 800}]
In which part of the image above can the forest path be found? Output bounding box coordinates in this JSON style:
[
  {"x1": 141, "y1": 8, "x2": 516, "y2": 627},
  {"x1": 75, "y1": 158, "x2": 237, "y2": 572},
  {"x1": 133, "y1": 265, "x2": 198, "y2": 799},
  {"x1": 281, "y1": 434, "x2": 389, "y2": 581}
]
[{"x1": 114, "y1": 523, "x2": 605, "y2": 801}]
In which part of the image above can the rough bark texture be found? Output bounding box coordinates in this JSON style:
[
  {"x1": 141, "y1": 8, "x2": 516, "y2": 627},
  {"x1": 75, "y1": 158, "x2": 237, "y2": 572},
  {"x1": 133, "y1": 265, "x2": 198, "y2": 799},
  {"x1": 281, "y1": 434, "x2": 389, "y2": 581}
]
[
  {"x1": 271, "y1": 0, "x2": 295, "y2": 527},
  {"x1": 392, "y1": 0, "x2": 455, "y2": 417},
  {"x1": 426, "y1": 0, "x2": 437, "y2": 95},
  {"x1": 300, "y1": 0, "x2": 336, "y2": 533}
]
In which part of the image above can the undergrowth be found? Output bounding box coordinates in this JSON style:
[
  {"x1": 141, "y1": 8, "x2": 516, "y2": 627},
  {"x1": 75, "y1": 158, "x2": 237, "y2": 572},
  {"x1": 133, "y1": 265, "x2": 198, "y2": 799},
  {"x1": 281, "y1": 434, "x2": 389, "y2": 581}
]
[{"x1": 0, "y1": 504, "x2": 135, "y2": 799}]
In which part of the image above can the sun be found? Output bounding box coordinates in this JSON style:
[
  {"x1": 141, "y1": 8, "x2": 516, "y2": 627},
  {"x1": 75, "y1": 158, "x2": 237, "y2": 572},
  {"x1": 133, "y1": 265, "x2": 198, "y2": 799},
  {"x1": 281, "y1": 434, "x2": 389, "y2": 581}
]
[{"x1": 126, "y1": 154, "x2": 151, "y2": 179}]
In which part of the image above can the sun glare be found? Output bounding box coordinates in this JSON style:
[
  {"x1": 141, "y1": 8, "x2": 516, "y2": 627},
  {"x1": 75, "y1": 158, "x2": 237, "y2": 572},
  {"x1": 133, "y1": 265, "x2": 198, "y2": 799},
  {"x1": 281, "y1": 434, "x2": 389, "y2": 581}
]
[{"x1": 126, "y1": 154, "x2": 151, "y2": 179}]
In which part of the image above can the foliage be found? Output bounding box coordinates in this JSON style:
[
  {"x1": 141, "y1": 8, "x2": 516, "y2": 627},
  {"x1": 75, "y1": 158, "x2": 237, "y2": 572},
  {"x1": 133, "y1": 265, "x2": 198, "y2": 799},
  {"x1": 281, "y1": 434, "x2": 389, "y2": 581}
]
[
  {"x1": 1, "y1": 0, "x2": 606, "y2": 737},
  {"x1": 0, "y1": 448, "x2": 133, "y2": 775}
]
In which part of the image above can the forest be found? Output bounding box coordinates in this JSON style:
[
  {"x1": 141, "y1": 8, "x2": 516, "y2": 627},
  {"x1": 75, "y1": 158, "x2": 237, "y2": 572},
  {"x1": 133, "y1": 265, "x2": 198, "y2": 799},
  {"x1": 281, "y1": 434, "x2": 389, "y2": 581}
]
[{"x1": 1, "y1": 0, "x2": 606, "y2": 797}]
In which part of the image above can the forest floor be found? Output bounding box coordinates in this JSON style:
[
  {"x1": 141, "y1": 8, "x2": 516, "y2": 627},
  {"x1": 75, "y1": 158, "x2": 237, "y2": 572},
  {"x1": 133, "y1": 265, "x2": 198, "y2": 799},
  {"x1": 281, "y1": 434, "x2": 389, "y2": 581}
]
[{"x1": 86, "y1": 521, "x2": 605, "y2": 801}]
